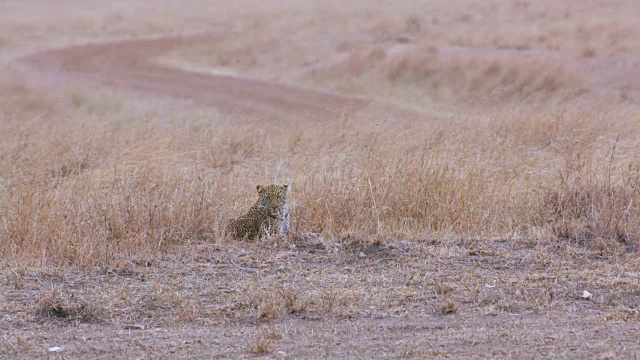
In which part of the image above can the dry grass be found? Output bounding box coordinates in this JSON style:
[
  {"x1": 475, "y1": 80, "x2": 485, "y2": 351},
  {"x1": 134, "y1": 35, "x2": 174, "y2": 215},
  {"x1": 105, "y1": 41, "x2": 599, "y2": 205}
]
[
  {"x1": 246, "y1": 327, "x2": 282, "y2": 355},
  {"x1": 310, "y1": 44, "x2": 583, "y2": 105},
  {"x1": 543, "y1": 155, "x2": 640, "y2": 252},
  {"x1": 35, "y1": 289, "x2": 103, "y2": 324},
  {"x1": 0, "y1": 66, "x2": 639, "y2": 266}
]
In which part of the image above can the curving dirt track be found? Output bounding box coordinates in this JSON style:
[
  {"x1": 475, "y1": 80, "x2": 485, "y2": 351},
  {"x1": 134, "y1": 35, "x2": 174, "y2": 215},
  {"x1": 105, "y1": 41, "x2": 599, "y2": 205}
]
[
  {"x1": 20, "y1": 32, "x2": 640, "y2": 125},
  {"x1": 21, "y1": 34, "x2": 369, "y2": 122}
]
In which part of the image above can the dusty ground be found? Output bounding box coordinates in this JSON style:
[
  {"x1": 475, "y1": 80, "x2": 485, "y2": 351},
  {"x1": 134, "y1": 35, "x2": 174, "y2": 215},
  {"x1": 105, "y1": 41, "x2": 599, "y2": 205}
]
[
  {"x1": 4, "y1": 238, "x2": 640, "y2": 359},
  {"x1": 2, "y1": 0, "x2": 640, "y2": 358}
]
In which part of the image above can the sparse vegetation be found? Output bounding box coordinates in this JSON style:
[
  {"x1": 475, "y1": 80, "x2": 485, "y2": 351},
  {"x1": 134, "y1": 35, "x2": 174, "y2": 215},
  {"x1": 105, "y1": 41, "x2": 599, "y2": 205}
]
[
  {"x1": 246, "y1": 327, "x2": 282, "y2": 355},
  {"x1": 35, "y1": 290, "x2": 103, "y2": 324}
]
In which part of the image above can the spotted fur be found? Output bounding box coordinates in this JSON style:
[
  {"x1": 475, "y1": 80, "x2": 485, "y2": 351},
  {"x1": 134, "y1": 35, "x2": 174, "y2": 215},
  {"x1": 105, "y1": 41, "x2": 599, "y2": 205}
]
[{"x1": 226, "y1": 184, "x2": 289, "y2": 240}]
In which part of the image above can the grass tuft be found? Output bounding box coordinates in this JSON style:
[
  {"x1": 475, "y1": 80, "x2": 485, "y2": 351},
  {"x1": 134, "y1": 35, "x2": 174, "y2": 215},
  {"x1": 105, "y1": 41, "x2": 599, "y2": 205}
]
[{"x1": 35, "y1": 290, "x2": 103, "y2": 324}]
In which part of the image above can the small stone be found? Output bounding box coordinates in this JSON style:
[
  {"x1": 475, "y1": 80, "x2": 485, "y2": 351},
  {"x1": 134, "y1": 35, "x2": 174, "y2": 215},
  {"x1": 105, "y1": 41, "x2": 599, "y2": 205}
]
[{"x1": 123, "y1": 324, "x2": 145, "y2": 330}]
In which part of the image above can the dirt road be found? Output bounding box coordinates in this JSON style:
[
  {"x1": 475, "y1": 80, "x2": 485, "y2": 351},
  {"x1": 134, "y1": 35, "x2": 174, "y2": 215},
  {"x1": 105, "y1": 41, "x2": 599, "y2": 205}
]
[
  {"x1": 21, "y1": 32, "x2": 640, "y2": 124},
  {"x1": 21, "y1": 34, "x2": 368, "y2": 122}
]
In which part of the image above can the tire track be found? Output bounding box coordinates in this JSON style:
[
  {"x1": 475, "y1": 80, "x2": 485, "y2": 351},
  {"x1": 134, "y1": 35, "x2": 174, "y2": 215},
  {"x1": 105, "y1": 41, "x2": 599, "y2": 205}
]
[{"x1": 20, "y1": 35, "x2": 369, "y2": 121}]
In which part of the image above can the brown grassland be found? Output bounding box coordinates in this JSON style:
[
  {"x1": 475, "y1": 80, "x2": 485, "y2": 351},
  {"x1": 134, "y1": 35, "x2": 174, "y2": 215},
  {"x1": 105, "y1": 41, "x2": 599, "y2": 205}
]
[{"x1": 1, "y1": 0, "x2": 640, "y2": 358}]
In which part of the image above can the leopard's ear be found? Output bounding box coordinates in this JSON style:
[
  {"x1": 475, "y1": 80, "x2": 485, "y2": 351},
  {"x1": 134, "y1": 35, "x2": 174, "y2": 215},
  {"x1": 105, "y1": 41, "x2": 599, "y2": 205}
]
[
  {"x1": 256, "y1": 185, "x2": 264, "y2": 193},
  {"x1": 282, "y1": 184, "x2": 289, "y2": 190}
]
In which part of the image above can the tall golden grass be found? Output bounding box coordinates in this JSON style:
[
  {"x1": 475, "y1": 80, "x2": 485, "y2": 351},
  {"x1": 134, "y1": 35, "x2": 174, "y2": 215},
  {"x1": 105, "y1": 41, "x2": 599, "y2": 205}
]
[
  {"x1": 1, "y1": 68, "x2": 638, "y2": 267},
  {"x1": 2, "y1": 0, "x2": 640, "y2": 266}
]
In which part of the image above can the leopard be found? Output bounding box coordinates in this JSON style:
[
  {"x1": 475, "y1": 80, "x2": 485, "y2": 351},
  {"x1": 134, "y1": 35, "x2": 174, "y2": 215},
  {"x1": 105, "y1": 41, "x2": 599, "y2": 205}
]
[{"x1": 226, "y1": 184, "x2": 289, "y2": 240}]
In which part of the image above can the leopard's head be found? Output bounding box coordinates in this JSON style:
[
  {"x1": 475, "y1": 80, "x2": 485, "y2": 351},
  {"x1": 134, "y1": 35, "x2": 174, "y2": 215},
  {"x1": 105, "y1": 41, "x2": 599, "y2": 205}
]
[{"x1": 256, "y1": 184, "x2": 288, "y2": 218}]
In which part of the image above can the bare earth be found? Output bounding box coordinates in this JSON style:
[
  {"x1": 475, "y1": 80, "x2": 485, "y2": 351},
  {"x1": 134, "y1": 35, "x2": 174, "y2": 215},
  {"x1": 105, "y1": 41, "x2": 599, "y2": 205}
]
[
  {"x1": 21, "y1": 35, "x2": 369, "y2": 122},
  {"x1": 2, "y1": 1, "x2": 640, "y2": 359},
  {"x1": 4, "y1": 238, "x2": 640, "y2": 359}
]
